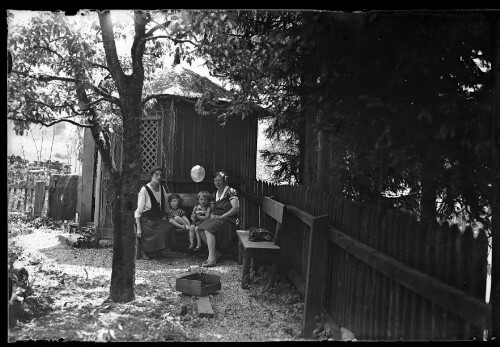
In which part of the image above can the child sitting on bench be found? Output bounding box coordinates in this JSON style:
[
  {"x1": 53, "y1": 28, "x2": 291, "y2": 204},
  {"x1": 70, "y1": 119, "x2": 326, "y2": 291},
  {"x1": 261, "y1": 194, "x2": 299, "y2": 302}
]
[
  {"x1": 166, "y1": 194, "x2": 191, "y2": 231},
  {"x1": 188, "y1": 191, "x2": 211, "y2": 252}
]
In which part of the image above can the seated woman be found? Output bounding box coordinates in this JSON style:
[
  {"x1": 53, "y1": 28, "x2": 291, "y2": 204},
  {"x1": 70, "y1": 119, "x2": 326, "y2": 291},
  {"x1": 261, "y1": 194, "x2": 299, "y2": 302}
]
[
  {"x1": 134, "y1": 166, "x2": 175, "y2": 259},
  {"x1": 197, "y1": 171, "x2": 239, "y2": 267}
]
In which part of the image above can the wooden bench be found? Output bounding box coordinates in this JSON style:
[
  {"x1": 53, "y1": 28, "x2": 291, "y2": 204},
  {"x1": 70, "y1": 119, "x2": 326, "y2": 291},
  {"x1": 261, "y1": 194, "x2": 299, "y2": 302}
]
[
  {"x1": 136, "y1": 193, "x2": 199, "y2": 259},
  {"x1": 236, "y1": 196, "x2": 286, "y2": 289}
]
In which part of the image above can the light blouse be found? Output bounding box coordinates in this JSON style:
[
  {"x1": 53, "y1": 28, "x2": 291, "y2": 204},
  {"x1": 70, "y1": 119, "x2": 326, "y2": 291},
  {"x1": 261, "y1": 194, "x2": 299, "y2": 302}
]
[{"x1": 134, "y1": 183, "x2": 168, "y2": 219}]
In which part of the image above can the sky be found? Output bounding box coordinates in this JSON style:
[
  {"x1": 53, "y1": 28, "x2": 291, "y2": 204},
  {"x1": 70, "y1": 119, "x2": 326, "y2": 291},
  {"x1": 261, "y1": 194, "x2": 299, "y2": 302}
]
[{"x1": 7, "y1": 120, "x2": 81, "y2": 170}]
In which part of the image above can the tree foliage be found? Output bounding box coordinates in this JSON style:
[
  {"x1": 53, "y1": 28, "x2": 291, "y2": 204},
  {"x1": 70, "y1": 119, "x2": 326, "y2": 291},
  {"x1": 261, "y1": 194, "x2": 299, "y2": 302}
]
[{"x1": 193, "y1": 10, "x2": 496, "y2": 229}]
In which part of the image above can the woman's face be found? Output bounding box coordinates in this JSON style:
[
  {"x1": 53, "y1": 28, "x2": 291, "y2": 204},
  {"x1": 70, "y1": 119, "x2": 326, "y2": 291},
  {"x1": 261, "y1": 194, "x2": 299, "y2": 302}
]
[
  {"x1": 151, "y1": 170, "x2": 162, "y2": 184},
  {"x1": 214, "y1": 175, "x2": 226, "y2": 190}
]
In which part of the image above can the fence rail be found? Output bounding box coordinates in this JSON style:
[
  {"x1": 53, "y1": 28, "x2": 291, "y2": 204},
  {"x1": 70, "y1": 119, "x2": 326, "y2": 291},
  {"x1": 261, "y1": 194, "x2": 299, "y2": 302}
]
[{"x1": 237, "y1": 178, "x2": 491, "y2": 340}]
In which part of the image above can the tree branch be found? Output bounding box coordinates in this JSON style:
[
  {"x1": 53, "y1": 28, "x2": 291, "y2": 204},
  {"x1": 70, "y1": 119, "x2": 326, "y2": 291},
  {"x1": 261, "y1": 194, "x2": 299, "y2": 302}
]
[
  {"x1": 144, "y1": 21, "x2": 171, "y2": 37},
  {"x1": 31, "y1": 45, "x2": 65, "y2": 60},
  {"x1": 91, "y1": 62, "x2": 110, "y2": 72},
  {"x1": 11, "y1": 69, "x2": 79, "y2": 83},
  {"x1": 131, "y1": 11, "x2": 148, "y2": 81},
  {"x1": 7, "y1": 115, "x2": 93, "y2": 128},
  {"x1": 143, "y1": 35, "x2": 200, "y2": 47},
  {"x1": 98, "y1": 11, "x2": 125, "y2": 89}
]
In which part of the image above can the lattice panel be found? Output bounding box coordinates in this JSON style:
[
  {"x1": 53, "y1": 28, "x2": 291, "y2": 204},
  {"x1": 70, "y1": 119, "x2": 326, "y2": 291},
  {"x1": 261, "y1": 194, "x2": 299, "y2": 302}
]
[{"x1": 140, "y1": 119, "x2": 159, "y2": 174}]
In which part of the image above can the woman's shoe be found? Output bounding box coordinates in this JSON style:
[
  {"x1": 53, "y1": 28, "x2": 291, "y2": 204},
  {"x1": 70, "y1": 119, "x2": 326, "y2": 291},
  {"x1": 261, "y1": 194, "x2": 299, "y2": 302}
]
[
  {"x1": 201, "y1": 260, "x2": 217, "y2": 268},
  {"x1": 188, "y1": 244, "x2": 195, "y2": 252},
  {"x1": 144, "y1": 252, "x2": 155, "y2": 260},
  {"x1": 194, "y1": 245, "x2": 202, "y2": 252}
]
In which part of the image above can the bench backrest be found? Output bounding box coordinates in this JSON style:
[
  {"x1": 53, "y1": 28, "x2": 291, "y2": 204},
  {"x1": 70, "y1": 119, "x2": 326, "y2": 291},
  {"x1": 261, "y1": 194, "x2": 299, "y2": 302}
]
[
  {"x1": 261, "y1": 197, "x2": 286, "y2": 245},
  {"x1": 262, "y1": 196, "x2": 285, "y2": 224},
  {"x1": 166, "y1": 193, "x2": 199, "y2": 211}
]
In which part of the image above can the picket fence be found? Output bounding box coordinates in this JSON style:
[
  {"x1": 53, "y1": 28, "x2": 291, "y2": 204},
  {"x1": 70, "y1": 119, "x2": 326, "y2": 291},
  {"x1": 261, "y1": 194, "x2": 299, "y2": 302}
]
[{"x1": 7, "y1": 173, "x2": 49, "y2": 215}]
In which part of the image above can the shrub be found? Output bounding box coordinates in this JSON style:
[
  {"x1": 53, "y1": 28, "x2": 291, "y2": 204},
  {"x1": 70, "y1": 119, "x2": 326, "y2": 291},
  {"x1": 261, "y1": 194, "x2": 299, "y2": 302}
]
[
  {"x1": 74, "y1": 223, "x2": 101, "y2": 248},
  {"x1": 8, "y1": 243, "x2": 53, "y2": 328}
]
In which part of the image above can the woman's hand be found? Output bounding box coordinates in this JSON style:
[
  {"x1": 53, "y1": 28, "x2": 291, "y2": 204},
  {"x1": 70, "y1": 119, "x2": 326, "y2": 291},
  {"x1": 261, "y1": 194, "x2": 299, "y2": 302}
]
[{"x1": 136, "y1": 228, "x2": 142, "y2": 238}]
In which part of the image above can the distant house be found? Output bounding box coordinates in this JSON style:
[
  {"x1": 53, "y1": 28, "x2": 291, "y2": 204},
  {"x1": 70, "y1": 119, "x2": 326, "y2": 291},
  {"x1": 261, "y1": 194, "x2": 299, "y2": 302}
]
[{"x1": 79, "y1": 64, "x2": 262, "y2": 235}]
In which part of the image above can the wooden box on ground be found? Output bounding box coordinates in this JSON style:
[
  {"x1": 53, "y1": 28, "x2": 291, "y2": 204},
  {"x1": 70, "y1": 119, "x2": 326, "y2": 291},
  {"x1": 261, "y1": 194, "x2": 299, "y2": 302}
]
[{"x1": 175, "y1": 273, "x2": 221, "y2": 296}]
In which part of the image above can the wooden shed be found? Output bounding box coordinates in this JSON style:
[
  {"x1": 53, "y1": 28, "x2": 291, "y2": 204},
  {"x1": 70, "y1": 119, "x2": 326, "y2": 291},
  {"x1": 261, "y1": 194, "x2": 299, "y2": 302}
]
[{"x1": 78, "y1": 65, "x2": 259, "y2": 237}]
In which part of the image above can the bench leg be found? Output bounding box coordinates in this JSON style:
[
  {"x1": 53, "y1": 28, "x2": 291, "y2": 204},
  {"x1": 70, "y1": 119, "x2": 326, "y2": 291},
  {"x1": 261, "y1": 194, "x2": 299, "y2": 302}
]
[
  {"x1": 250, "y1": 257, "x2": 256, "y2": 280},
  {"x1": 268, "y1": 258, "x2": 278, "y2": 288},
  {"x1": 238, "y1": 242, "x2": 243, "y2": 265},
  {"x1": 242, "y1": 253, "x2": 251, "y2": 289}
]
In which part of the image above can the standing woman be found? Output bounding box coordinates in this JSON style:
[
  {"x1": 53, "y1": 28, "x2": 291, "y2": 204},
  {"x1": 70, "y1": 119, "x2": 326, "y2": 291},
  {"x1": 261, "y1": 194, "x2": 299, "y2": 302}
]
[
  {"x1": 134, "y1": 166, "x2": 175, "y2": 259},
  {"x1": 198, "y1": 171, "x2": 239, "y2": 267}
]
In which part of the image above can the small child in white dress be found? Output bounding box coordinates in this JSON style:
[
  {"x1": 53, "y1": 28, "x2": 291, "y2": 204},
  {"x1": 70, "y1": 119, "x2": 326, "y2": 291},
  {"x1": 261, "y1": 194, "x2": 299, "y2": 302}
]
[{"x1": 188, "y1": 191, "x2": 211, "y2": 251}]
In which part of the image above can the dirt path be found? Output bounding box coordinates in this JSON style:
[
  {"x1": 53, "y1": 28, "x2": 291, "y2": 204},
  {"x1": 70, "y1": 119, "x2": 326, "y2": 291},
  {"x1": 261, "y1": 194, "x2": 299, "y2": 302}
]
[{"x1": 8, "y1": 228, "x2": 304, "y2": 342}]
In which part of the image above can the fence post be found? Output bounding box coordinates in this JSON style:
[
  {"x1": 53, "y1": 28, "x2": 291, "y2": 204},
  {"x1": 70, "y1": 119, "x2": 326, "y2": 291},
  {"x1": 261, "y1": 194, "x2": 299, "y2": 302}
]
[
  {"x1": 34, "y1": 181, "x2": 47, "y2": 216},
  {"x1": 23, "y1": 187, "x2": 28, "y2": 213},
  {"x1": 302, "y1": 214, "x2": 329, "y2": 338}
]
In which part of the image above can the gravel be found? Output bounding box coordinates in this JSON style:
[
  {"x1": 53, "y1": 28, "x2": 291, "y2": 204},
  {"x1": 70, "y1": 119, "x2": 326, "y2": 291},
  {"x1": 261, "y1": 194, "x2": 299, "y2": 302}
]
[{"x1": 9, "y1": 228, "x2": 305, "y2": 342}]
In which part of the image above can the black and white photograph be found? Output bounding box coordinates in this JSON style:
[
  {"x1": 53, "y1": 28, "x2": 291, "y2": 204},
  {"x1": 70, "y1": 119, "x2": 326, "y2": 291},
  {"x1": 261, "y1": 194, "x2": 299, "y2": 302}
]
[{"x1": 6, "y1": 8, "x2": 499, "y2": 342}]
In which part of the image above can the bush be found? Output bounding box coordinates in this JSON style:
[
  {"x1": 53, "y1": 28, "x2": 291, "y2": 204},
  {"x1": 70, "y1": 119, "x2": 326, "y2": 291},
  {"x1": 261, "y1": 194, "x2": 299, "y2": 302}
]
[
  {"x1": 73, "y1": 223, "x2": 101, "y2": 248},
  {"x1": 8, "y1": 243, "x2": 53, "y2": 328}
]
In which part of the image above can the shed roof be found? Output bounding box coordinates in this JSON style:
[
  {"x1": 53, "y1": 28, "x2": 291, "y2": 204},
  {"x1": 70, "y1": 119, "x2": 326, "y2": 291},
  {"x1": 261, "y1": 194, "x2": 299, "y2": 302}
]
[{"x1": 145, "y1": 64, "x2": 231, "y2": 101}]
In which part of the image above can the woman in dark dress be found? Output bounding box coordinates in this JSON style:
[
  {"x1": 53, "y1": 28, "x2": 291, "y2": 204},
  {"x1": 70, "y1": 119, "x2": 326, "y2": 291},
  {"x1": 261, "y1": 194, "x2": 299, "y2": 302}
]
[
  {"x1": 134, "y1": 167, "x2": 175, "y2": 259},
  {"x1": 198, "y1": 171, "x2": 239, "y2": 267}
]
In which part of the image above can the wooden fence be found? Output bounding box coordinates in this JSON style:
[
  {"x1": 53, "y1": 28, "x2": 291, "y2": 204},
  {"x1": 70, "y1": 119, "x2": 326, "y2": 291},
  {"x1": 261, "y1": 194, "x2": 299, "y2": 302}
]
[
  {"x1": 8, "y1": 174, "x2": 80, "y2": 220},
  {"x1": 236, "y1": 178, "x2": 491, "y2": 340},
  {"x1": 8, "y1": 175, "x2": 48, "y2": 215}
]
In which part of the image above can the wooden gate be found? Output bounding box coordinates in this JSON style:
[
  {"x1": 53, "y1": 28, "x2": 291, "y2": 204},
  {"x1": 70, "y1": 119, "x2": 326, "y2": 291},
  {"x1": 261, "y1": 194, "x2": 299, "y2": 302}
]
[{"x1": 47, "y1": 175, "x2": 79, "y2": 220}]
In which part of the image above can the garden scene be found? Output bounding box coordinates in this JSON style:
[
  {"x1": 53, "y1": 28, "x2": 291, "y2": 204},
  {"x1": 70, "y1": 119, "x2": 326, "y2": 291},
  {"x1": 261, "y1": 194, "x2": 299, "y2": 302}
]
[
  {"x1": 8, "y1": 214, "x2": 307, "y2": 342},
  {"x1": 7, "y1": 9, "x2": 498, "y2": 342}
]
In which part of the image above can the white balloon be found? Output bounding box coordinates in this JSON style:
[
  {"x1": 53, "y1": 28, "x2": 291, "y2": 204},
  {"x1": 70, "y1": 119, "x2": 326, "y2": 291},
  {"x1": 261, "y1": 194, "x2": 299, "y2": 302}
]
[{"x1": 190, "y1": 165, "x2": 205, "y2": 182}]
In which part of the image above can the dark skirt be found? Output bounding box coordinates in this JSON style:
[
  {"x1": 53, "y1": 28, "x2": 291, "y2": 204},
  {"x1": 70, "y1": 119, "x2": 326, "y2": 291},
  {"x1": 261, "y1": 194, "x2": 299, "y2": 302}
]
[
  {"x1": 140, "y1": 217, "x2": 175, "y2": 253},
  {"x1": 197, "y1": 218, "x2": 235, "y2": 251}
]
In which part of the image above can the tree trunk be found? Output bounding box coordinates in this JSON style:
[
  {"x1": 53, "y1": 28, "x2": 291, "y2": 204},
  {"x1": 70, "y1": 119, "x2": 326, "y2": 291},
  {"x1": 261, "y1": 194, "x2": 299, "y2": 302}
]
[
  {"x1": 297, "y1": 119, "x2": 306, "y2": 184},
  {"x1": 98, "y1": 10, "x2": 148, "y2": 302},
  {"x1": 109, "y1": 92, "x2": 143, "y2": 302},
  {"x1": 303, "y1": 113, "x2": 317, "y2": 186},
  {"x1": 490, "y1": 13, "x2": 500, "y2": 340},
  {"x1": 299, "y1": 12, "x2": 318, "y2": 187},
  {"x1": 420, "y1": 157, "x2": 437, "y2": 224},
  {"x1": 317, "y1": 128, "x2": 330, "y2": 192},
  {"x1": 328, "y1": 134, "x2": 343, "y2": 197}
]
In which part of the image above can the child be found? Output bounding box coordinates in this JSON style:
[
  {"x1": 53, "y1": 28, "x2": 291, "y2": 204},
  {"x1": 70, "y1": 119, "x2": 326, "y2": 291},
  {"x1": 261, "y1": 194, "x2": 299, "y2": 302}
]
[
  {"x1": 188, "y1": 191, "x2": 211, "y2": 251},
  {"x1": 166, "y1": 194, "x2": 191, "y2": 230}
]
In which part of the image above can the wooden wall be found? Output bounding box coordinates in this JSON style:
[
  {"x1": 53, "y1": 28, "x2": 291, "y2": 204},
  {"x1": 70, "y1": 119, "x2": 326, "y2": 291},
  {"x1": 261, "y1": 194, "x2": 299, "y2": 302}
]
[{"x1": 167, "y1": 97, "x2": 257, "y2": 187}]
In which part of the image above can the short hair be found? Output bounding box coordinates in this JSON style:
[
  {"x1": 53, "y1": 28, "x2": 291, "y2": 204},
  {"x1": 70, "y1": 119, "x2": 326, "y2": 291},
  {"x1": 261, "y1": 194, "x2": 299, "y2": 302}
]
[
  {"x1": 149, "y1": 166, "x2": 163, "y2": 179},
  {"x1": 168, "y1": 193, "x2": 183, "y2": 206},
  {"x1": 214, "y1": 170, "x2": 229, "y2": 183},
  {"x1": 197, "y1": 191, "x2": 210, "y2": 200}
]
